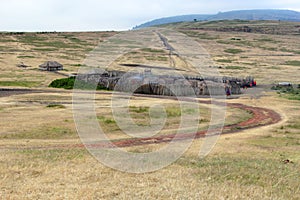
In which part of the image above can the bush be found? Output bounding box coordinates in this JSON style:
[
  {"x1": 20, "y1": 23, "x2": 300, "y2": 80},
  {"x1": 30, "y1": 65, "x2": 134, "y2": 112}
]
[
  {"x1": 46, "y1": 104, "x2": 66, "y2": 109},
  {"x1": 272, "y1": 84, "x2": 300, "y2": 101},
  {"x1": 49, "y1": 77, "x2": 75, "y2": 89},
  {"x1": 49, "y1": 77, "x2": 108, "y2": 90}
]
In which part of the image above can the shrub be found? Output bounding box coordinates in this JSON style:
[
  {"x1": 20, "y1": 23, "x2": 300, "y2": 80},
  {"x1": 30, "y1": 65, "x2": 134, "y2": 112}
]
[
  {"x1": 272, "y1": 84, "x2": 300, "y2": 101},
  {"x1": 49, "y1": 77, "x2": 75, "y2": 89},
  {"x1": 49, "y1": 77, "x2": 108, "y2": 90},
  {"x1": 46, "y1": 104, "x2": 66, "y2": 109}
]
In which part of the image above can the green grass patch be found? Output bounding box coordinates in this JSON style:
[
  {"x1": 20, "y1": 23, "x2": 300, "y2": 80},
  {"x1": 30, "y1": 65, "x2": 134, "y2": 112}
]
[
  {"x1": 18, "y1": 34, "x2": 84, "y2": 49},
  {"x1": 97, "y1": 116, "x2": 117, "y2": 125},
  {"x1": 156, "y1": 56, "x2": 168, "y2": 61},
  {"x1": 268, "y1": 66, "x2": 282, "y2": 70},
  {"x1": 280, "y1": 48, "x2": 300, "y2": 54},
  {"x1": 255, "y1": 37, "x2": 277, "y2": 42},
  {"x1": 141, "y1": 48, "x2": 165, "y2": 53},
  {"x1": 225, "y1": 108, "x2": 253, "y2": 126},
  {"x1": 284, "y1": 60, "x2": 300, "y2": 66},
  {"x1": 217, "y1": 39, "x2": 254, "y2": 47},
  {"x1": 65, "y1": 36, "x2": 90, "y2": 45},
  {"x1": 133, "y1": 105, "x2": 197, "y2": 116},
  {"x1": 0, "y1": 81, "x2": 40, "y2": 87},
  {"x1": 275, "y1": 119, "x2": 300, "y2": 141},
  {"x1": 225, "y1": 66, "x2": 246, "y2": 70},
  {"x1": 97, "y1": 105, "x2": 210, "y2": 134},
  {"x1": 29, "y1": 41, "x2": 81, "y2": 49},
  {"x1": 32, "y1": 48, "x2": 57, "y2": 52},
  {"x1": 130, "y1": 106, "x2": 149, "y2": 113},
  {"x1": 17, "y1": 55, "x2": 35, "y2": 59},
  {"x1": 224, "y1": 48, "x2": 244, "y2": 54},
  {"x1": 216, "y1": 59, "x2": 232, "y2": 63},
  {"x1": 272, "y1": 84, "x2": 300, "y2": 101},
  {"x1": 216, "y1": 40, "x2": 231, "y2": 45},
  {"x1": 145, "y1": 56, "x2": 168, "y2": 61},
  {"x1": 285, "y1": 94, "x2": 300, "y2": 101},
  {"x1": 0, "y1": 38, "x2": 16, "y2": 43},
  {"x1": 179, "y1": 156, "x2": 299, "y2": 192},
  {"x1": 182, "y1": 108, "x2": 197, "y2": 115},
  {"x1": 97, "y1": 116, "x2": 120, "y2": 131},
  {"x1": 68, "y1": 37, "x2": 82, "y2": 43},
  {"x1": 18, "y1": 35, "x2": 48, "y2": 44},
  {"x1": 166, "y1": 107, "x2": 182, "y2": 117},
  {"x1": 0, "y1": 127, "x2": 77, "y2": 140},
  {"x1": 16, "y1": 149, "x2": 88, "y2": 161},
  {"x1": 182, "y1": 31, "x2": 219, "y2": 40},
  {"x1": 249, "y1": 134, "x2": 300, "y2": 147},
  {"x1": 249, "y1": 118, "x2": 300, "y2": 148},
  {"x1": 33, "y1": 41, "x2": 81, "y2": 49},
  {"x1": 197, "y1": 34, "x2": 219, "y2": 40},
  {"x1": 103, "y1": 118, "x2": 116, "y2": 124},
  {"x1": 286, "y1": 123, "x2": 300, "y2": 130},
  {"x1": 261, "y1": 47, "x2": 277, "y2": 51}
]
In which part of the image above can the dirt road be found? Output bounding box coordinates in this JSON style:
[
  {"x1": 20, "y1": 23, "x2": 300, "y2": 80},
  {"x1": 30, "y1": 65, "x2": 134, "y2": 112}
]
[
  {"x1": 80, "y1": 98, "x2": 281, "y2": 149},
  {"x1": 0, "y1": 88, "x2": 282, "y2": 149}
]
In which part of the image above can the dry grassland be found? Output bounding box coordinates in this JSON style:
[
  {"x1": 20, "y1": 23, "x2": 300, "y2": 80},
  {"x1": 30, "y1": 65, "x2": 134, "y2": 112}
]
[{"x1": 0, "y1": 21, "x2": 299, "y2": 199}]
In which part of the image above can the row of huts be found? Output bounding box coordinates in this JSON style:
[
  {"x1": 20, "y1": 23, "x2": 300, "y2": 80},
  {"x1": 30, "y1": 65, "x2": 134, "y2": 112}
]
[
  {"x1": 35, "y1": 61, "x2": 255, "y2": 96},
  {"x1": 75, "y1": 70, "x2": 255, "y2": 96}
]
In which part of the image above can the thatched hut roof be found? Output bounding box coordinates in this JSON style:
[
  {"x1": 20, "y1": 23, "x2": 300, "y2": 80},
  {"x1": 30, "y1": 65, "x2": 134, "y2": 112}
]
[
  {"x1": 39, "y1": 61, "x2": 63, "y2": 71},
  {"x1": 39, "y1": 61, "x2": 63, "y2": 68}
]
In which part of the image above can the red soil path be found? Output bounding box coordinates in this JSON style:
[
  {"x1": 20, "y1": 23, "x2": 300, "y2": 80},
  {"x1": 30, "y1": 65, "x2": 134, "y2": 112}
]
[
  {"x1": 0, "y1": 89, "x2": 282, "y2": 150},
  {"x1": 80, "y1": 98, "x2": 282, "y2": 149}
]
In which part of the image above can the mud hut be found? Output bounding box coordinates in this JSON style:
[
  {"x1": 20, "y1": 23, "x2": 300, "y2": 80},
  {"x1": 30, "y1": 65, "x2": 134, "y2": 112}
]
[
  {"x1": 39, "y1": 61, "x2": 63, "y2": 71},
  {"x1": 76, "y1": 70, "x2": 244, "y2": 96},
  {"x1": 17, "y1": 62, "x2": 29, "y2": 69}
]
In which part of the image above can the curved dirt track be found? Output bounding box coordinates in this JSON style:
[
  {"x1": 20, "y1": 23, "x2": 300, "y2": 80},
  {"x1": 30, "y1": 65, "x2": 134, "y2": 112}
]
[
  {"x1": 0, "y1": 89, "x2": 282, "y2": 149},
  {"x1": 81, "y1": 96, "x2": 282, "y2": 149}
]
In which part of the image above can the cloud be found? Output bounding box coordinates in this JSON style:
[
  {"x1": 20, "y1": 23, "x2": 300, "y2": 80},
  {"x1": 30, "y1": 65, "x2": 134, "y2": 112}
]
[{"x1": 0, "y1": 0, "x2": 299, "y2": 31}]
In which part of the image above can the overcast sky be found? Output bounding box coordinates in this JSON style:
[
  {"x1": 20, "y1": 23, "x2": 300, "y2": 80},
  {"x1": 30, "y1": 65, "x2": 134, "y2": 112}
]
[{"x1": 0, "y1": 0, "x2": 300, "y2": 31}]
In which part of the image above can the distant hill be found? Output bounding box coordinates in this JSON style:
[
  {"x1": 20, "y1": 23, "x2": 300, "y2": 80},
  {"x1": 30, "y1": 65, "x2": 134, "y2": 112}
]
[
  {"x1": 134, "y1": 9, "x2": 300, "y2": 29},
  {"x1": 133, "y1": 14, "x2": 212, "y2": 29}
]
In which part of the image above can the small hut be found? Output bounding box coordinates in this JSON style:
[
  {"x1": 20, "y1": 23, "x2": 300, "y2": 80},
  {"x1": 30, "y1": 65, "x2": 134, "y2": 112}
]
[
  {"x1": 39, "y1": 61, "x2": 63, "y2": 71},
  {"x1": 17, "y1": 62, "x2": 29, "y2": 69}
]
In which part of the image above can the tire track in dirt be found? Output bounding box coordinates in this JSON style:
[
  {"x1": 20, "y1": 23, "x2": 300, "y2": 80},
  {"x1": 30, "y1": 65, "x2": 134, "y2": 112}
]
[
  {"x1": 79, "y1": 99, "x2": 281, "y2": 149},
  {"x1": 0, "y1": 89, "x2": 282, "y2": 150}
]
